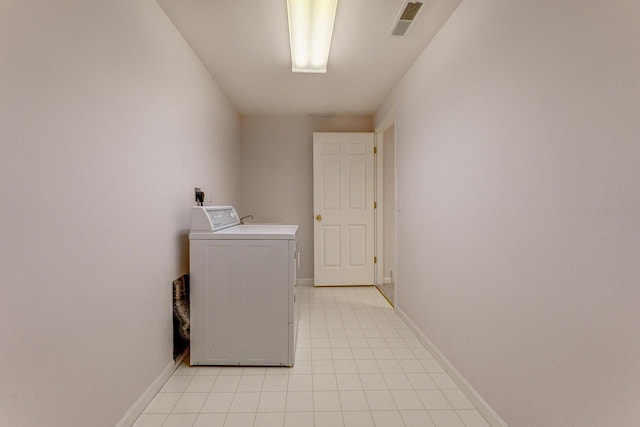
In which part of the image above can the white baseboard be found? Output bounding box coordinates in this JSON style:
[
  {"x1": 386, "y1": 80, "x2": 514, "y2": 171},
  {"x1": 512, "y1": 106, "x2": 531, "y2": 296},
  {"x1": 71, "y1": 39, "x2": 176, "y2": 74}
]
[
  {"x1": 298, "y1": 278, "x2": 384, "y2": 287},
  {"x1": 116, "y1": 350, "x2": 188, "y2": 427},
  {"x1": 395, "y1": 307, "x2": 508, "y2": 427}
]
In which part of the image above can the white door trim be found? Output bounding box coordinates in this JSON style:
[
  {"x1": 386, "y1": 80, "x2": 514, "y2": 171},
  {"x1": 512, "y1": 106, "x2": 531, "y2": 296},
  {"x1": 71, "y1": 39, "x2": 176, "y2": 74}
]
[
  {"x1": 374, "y1": 132, "x2": 384, "y2": 287},
  {"x1": 374, "y1": 108, "x2": 396, "y2": 291}
]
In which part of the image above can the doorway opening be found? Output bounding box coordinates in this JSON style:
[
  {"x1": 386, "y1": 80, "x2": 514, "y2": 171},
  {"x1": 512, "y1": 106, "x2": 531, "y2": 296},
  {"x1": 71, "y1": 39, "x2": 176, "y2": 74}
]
[{"x1": 375, "y1": 111, "x2": 396, "y2": 305}]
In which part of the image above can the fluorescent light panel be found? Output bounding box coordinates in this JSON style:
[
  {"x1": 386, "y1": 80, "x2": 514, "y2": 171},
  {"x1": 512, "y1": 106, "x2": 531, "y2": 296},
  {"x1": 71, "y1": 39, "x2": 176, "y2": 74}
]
[{"x1": 287, "y1": 0, "x2": 338, "y2": 73}]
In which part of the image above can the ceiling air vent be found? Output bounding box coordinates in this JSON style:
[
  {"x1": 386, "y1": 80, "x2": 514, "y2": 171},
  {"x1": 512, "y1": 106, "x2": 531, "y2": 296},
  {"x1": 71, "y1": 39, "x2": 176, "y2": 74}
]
[{"x1": 391, "y1": 1, "x2": 423, "y2": 37}]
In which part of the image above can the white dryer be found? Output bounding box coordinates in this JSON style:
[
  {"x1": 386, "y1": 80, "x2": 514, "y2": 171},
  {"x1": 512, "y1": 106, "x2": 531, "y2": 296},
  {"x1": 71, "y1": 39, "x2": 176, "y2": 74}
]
[{"x1": 189, "y1": 206, "x2": 299, "y2": 366}]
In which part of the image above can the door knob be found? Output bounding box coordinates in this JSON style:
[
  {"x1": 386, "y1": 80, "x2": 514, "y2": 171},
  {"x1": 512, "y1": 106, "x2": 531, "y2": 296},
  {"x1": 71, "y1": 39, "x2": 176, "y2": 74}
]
[{"x1": 315, "y1": 214, "x2": 322, "y2": 221}]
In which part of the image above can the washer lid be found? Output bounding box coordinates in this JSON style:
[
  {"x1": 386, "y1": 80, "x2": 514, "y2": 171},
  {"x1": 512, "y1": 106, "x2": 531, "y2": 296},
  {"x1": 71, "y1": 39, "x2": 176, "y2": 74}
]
[{"x1": 190, "y1": 224, "x2": 298, "y2": 240}]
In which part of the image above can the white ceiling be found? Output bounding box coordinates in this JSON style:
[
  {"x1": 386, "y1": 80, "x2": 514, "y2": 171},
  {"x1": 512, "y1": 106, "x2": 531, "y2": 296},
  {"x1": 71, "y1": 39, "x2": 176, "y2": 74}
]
[{"x1": 157, "y1": 0, "x2": 462, "y2": 116}]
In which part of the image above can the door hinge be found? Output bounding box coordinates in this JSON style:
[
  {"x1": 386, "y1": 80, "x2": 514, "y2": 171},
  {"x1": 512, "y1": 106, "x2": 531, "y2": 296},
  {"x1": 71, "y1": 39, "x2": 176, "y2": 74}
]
[
  {"x1": 374, "y1": 201, "x2": 377, "y2": 209},
  {"x1": 374, "y1": 146, "x2": 377, "y2": 154},
  {"x1": 374, "y1": 256, "x2": 377, "y2": 264}
]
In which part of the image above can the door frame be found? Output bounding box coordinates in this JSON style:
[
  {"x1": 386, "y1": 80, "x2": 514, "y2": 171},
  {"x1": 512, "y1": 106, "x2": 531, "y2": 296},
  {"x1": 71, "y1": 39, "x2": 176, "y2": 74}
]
[{"x1": 374, "y1": 108, "x2": 396, "y2": 293}]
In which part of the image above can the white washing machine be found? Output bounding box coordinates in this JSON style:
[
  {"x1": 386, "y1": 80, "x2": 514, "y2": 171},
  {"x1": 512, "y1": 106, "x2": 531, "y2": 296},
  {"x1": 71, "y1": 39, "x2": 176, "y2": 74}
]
[{"x1": 189, "y1": 206, "x2": 299, "y2": 366}]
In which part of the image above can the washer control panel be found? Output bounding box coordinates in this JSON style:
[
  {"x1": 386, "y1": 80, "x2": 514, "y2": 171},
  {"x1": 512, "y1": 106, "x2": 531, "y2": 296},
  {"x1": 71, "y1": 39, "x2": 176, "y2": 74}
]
[
  {"x1": 191, "y1": 206, "x2": 240, "y2": 232},
  {"x1": 208, "y1": 208, "x2": 239, "y2": 229}
]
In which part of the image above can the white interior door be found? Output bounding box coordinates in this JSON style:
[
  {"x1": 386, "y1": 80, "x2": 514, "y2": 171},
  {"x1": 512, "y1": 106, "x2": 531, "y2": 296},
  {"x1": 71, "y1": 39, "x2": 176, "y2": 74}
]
[{"x1": 313, "y1": 132, "x2": 375, "y2": 286}]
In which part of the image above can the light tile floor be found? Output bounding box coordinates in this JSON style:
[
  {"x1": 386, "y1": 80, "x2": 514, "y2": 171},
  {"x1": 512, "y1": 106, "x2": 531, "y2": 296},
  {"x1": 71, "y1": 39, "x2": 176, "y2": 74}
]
[{"x1": 134, "y1": 286, "x2": 490, "y2": 427}]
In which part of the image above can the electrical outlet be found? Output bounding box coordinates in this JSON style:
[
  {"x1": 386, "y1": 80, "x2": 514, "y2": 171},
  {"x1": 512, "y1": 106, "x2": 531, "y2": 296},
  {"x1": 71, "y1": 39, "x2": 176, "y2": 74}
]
[{"x1": 194, "y1": 187, "x2": 205, "y2": 205}]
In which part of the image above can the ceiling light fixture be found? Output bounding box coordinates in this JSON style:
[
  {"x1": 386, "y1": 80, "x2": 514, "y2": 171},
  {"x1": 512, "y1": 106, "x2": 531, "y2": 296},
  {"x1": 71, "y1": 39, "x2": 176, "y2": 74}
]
[{"x1": 286, "y1": 0, "x2": 338, "y2": 73}]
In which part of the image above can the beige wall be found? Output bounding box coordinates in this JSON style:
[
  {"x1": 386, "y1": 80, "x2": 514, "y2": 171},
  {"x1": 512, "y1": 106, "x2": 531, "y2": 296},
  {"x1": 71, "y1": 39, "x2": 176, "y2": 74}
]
[
  {"x1": 376, "y1": 0, "x2": 640, "y2": 425},
  {"x1": 239, "y1": 116, "x2": 373, "y2": 281},
  {"x1": 0, "y1": 1, "x2": 239, "y2": 426}
]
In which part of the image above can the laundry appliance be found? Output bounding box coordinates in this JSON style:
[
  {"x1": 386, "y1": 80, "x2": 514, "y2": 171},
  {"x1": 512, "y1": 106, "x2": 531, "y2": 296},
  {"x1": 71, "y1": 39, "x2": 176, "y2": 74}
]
[{"x1": 189, "y1": 206, "x2": 299, "y2": 366}]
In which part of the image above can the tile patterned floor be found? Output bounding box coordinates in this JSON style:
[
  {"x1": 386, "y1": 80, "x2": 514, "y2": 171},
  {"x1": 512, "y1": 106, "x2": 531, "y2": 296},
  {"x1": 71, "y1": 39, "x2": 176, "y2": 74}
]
[{"x1": 134, "y1": 286, "x2": 490, "y2": 427}]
